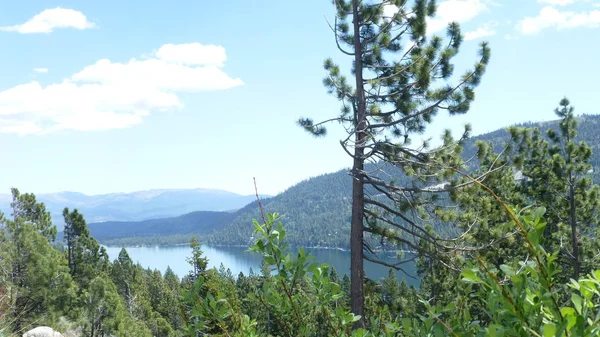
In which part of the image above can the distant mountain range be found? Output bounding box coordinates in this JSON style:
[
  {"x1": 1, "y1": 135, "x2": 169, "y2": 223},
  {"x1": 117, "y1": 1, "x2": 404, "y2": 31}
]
[
  {"x1": 87, "y1": 113, "x2": 600, "y2": 249},
  {"x1": 0, "y1": 188, "x2": 268, "y2": 230},
  {"x1": 89, "y1": 170, "x2": 352, "y2": 248}
]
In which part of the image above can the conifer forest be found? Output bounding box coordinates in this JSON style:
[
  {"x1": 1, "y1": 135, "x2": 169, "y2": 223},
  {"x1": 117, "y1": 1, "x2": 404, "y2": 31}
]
[{"x1": 1, "y1": 1, "x2": 600, "y2": 336}]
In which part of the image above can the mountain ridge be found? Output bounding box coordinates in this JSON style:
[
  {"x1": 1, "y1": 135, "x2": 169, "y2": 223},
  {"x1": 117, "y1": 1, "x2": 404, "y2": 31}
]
[
  {"x1": 0, "y1": 188, "x2": 271, "y2": 229},
  {"x1": 87, "y1": 113, "x2": 600, "y2": 248}
]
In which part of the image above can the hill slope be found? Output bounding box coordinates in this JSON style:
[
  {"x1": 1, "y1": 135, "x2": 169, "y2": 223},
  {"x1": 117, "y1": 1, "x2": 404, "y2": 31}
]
[
  {"x1": 208, "y1": 170, "x2": 354, "y2": 248},
  {"x1": 208, "y1": 113, "x2": 600, "y2": 248},
  {"x1": 87, "y1": 210, "x2": 235, "y2": 246},
  {"x1": 88, "y1": 114, "x2": 600, "y2": 248}
]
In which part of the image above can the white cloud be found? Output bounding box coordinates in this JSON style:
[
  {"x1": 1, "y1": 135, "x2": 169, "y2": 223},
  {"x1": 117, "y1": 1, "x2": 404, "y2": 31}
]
[
  {"x1": 33, "y1": 68, "x2": 48, "y2": 73},
  {"x1": 383, "y1": 4, "x2": 399, "y2": 19},
  {"x1": 464, "y1": 20, "x2": 498, "y2": 40},
  {"x1": 518, "y1": 6, "x2": 600, "y2": 34},
  {"x1": 537, "y1": 0, "x2": 576, "y2": 5},
  {"x1": 155, "y1": 43, "x2": 227, "y2": 67},
  {"x1": 0, "y1": 43, "x2": 243, "y2": 135},
  {"x1": 427, "y1": 0, "x2": 489, "y2": 33},
  {"x1": 0, "y1": 8, "x2": 95, "y2": 34},
  {"x1": 537, "y1": 0, "x2": 575, "y2": 5}
]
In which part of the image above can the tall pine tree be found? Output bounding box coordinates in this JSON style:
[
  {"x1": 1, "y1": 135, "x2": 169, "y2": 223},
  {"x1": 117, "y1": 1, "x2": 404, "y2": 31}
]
[
  {"x1": 510, "y1": 98, "x2": 600, "y2": 281},
  {"x1": 298, "y1": 0, "x2": 490, "y2": 325},
  {"x1": 63, "y1": 207, "x2": 109, "y2": 286},
  {"x1": 0, "y1": 189, "x2": 75, "y2": 332}
]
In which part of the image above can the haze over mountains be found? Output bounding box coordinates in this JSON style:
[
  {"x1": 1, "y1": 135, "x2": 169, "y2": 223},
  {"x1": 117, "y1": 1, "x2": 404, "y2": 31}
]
[{"x1": 0, "y1": 188, "x2": 267, "y2": 229}]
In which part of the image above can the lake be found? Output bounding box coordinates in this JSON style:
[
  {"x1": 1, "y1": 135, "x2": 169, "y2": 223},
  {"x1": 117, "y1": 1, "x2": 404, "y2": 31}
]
[{"x1": 103, "y1": 244, "x2": 420, "y2": 287}]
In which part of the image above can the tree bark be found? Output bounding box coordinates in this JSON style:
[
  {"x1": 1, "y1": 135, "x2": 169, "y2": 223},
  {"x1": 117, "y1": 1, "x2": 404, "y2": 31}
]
[
  {"x1": 569, "y1": 182, "x2": 580, "y2": 280},
  {"x1": 350, "y1": 0, "x2": 366, "y2": 329}
]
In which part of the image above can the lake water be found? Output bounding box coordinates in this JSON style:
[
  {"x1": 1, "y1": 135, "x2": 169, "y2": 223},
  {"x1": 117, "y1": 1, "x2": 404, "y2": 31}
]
[{"x1": 103, "y1": 244, "x2": 420, "y2": 287}]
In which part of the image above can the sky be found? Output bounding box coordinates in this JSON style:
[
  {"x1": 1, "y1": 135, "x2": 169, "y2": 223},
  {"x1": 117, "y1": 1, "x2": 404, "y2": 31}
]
[{"x1": 0, "y1": 0, "x2": 599, "y2": 197}]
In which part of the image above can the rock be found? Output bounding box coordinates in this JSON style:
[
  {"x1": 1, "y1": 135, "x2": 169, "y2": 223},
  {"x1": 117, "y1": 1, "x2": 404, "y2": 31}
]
[{"x1": 22, "y1": 326, "x2": 64, "y2": 337}]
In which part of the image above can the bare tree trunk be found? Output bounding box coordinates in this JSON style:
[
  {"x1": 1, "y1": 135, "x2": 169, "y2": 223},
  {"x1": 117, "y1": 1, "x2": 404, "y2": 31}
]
[
  {"x1": 350, "y1": 0, "x2": 366, "y2": 329},
  {"x1": 90, "y1": 311, "x2": 96, "y2": 337},
  {"x1": 125, "y1": 281, "x2": 134, "y2": 316},
  {"x1": 569, "y1": 182, "x2": 580, "y2": 280}
]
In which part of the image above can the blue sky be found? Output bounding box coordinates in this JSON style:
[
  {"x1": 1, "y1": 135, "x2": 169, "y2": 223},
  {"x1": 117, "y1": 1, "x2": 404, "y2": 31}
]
[{"x1": 0, "y1": 0, "x2": 599, "y2": 196}]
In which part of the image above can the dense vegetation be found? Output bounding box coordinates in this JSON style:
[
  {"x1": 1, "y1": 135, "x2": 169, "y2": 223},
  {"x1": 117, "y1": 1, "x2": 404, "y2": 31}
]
[
  {"x1": 2, "y1": 165, "x2": 600, "y2": 336},
  {"x1": 208, "y1": 171, "x2": 353, "y2": 248},
  {"x1": 2, "y1": 0, "x2": 600, "y2": 336},
  {"x1": 2, "y1": 97, "x2": 600, "y2": 336}
]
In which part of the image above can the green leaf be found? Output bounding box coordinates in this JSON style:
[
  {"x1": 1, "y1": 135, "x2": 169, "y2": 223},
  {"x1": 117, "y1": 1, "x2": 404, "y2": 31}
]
[
  {"x1": 307, "y1": 262, "x2": 320, "y2": 273},
  {"x1": 542, "y1": 323, "x2": 557, "y2": 337},
  {"x1": 264, "y1": 256, "x2": 276, "y2": 265},
  {"x1": 533, "y1": 206, "x2": 546, "y2": 219},
  {"x1": 500, "y1": 264, "x2": 515, "y2": 277},
  {"x1": 461, "y1": 268, "x2": 482, "y2": 283},
  {"x1": 571, "y1": 294, "x2": 583, "y2": 314}
]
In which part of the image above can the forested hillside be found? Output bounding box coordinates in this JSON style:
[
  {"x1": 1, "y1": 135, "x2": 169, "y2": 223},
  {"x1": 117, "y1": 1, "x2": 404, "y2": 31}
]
[
  {"x1": 207, "y1": 113, "x2": 600, "y2": 248},
  {"x1": 208, "y1": 170, "x2": 353, "y2": 248},
  {"x1": 87, "y1": 210, "x2": 235, "y2": 246},
  {"x1": 462, "y1": 114, "x2": 600, "y2": 169},
  {"x1": 4, "y1": 0, "x2": 600, "y2": 335},
  {"x1": 88, "y1": 114, "x2": 600, "y2": 249}
]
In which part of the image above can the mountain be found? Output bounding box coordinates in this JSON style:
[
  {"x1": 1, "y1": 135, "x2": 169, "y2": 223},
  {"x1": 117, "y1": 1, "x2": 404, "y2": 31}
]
[
  {"x1": 0, "y1": 188, "x2": 267, "y2": 229},
  {"x1": 207, "y1": 171, "x2": 354, "y2": 248},
  {"x1": 69, "y1": 114, "x2": 600, "y2": 248},
  {"x1": 86, "y1": 210, "x2": 236, "y2": 246},
  {"x1": 206, "y1": 114, "x2": 600, "y2": 248},
  {"x1": 92, "y1": 172, "x2": 353, "y2": 247},
  {"x1": 460, "y1": 114, "x2": 600, "y2": 182}
]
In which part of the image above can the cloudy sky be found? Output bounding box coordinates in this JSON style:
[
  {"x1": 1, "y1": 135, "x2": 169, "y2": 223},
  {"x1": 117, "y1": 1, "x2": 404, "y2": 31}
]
[{"x1": 0, "y1": 0, "x2": 599, "y2": 196}]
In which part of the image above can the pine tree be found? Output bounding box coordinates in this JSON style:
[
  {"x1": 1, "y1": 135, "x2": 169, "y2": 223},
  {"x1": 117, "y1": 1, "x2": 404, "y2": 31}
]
[
  {"x1": 0, "y1": 189, "x2": 76, "y2": 332},
  {"x1": 186, "y1": 237, "x2": 208, "y2": 282},
  {"x1": 298, "y1": 0, "x2": 490, "y2": 325},
  {"x1": 510, "y1": 98, "x2": 600, "y2": 281},
  {"x1": 63, "y1": 208, "x2": 108, "y2": 285},
  {"x1": 111, "y1": 248, "x2": 138, "y2": 316},
  {"x1": 84, "y1": 276, "x2": 122, "y2": 337},
  {"x1": 9, "y1": 188, "x2": 55, "y2": 240},
  {"x1": 162, "y1": 266, "x2": 184, "y2": 332}
]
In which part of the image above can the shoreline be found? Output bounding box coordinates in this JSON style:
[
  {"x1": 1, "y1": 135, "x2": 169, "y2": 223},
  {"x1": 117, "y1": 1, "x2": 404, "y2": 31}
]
[
  {"x1": 102, "y1": 242, "x2": 351, "y2": 252},
  {"x1": 100, "y1": 242, "x2": 410, "y2": 255}
]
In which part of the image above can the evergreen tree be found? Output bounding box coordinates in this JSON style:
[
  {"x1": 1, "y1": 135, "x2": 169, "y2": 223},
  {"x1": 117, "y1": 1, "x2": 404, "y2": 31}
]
[
  {"x1": 162, "y1": 266, "x2": 185, "y2": 333},
  {"x1": 511, "y1": 98, "x2": 600, "y2": 281},
  {"x1": 83, "y1": 276, "x2": 122, "y2": 337},
  {"x1": 110, "y1": 248, "x2": 139, "y2": 316},
  {"x1": 9, "y1": 188, "x2": 55, "y2": 240},
  {"x1": 186, "y1": 237, "x2": 208, "y2": 282},
  {"x1": 63, "y1": 208, "x2": 108, "y2": 286},
  {"x1": 0, "y1": 189, "x2": 76, "y2": 332},
  {"x1": 379, "y1": 268, "x2": 417, "y2": 318},
  {"x1": 298, "y1": 0, "x2": 490, "y2": 325}
]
